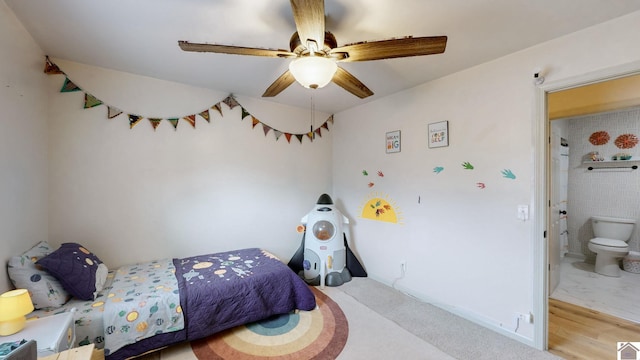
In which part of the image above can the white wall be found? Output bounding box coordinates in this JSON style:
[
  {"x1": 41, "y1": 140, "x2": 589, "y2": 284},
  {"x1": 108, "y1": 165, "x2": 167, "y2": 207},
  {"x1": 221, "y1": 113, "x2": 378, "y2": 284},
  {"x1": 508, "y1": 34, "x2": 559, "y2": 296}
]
[
  {"x1": 566, "y1": 107, "x2": 640, "y2": 258},
  {"x1": 47, "y1": 59, "x2": 333, "y2": 269},
  {"x1": 332, "y1": 10, "x2": 640, "y2": 344},
  {"x1": 0, "y1": 1, "x2": 49, "y2": 293}
]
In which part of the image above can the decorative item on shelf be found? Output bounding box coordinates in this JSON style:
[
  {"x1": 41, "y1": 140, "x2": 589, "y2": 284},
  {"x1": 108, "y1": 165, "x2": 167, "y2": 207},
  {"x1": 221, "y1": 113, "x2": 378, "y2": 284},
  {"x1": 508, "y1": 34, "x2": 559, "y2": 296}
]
[
  {"x1": 589, "y1": 151, "x2": 604, "y2": 161},
  {"x1": 0, "y1": 289, "x2": 34, "y2": 336},
  {"x1": 612, "y1": 153, "x2": 632, "y2": 161}
]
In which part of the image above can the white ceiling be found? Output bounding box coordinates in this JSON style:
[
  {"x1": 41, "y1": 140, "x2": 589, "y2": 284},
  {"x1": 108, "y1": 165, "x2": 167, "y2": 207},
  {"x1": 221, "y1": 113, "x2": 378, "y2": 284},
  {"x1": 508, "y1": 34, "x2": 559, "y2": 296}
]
[{"x1": 6, "y1": 0, "x2": 640, "y2": 114}]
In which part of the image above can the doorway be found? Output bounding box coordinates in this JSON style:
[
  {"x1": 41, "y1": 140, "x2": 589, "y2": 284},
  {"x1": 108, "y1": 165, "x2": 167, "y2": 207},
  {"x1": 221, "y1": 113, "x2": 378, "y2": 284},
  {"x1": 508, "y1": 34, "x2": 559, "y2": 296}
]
[{"x1": 533, "y1": 62, "x2": 640, "y2": 351}]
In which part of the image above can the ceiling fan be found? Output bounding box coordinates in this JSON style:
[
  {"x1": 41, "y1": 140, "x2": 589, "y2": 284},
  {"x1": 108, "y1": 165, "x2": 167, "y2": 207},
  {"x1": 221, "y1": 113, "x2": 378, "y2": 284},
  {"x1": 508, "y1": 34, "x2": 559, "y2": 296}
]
[{"x1": 178, "y1": 0, "x2": 447, "y2": 99}]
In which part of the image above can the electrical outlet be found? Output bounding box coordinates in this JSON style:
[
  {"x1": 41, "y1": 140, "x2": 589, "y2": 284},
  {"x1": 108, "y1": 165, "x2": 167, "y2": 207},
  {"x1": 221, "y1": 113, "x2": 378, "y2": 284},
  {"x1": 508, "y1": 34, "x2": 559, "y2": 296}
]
[{"x1": 516, "y1": 312, "x2": 533, "y2": 323}]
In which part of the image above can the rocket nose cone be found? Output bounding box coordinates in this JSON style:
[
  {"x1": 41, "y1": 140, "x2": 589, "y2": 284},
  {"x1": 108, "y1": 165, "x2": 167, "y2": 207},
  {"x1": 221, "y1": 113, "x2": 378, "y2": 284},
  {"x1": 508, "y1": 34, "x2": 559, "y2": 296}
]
[{"x1": 316, "y1": 194, "x2": 333, "y2": 205}]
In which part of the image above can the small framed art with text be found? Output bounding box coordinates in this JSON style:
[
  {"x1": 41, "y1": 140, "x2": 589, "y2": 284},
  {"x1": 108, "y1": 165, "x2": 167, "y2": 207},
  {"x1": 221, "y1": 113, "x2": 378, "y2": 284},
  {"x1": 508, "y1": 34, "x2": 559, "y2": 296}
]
[
  {"x1": 428, "y1": 121, "x2": 449, "y2": 148},
  {"x1": 386, "y1": 130, "x2": 401, "y2": 153}
]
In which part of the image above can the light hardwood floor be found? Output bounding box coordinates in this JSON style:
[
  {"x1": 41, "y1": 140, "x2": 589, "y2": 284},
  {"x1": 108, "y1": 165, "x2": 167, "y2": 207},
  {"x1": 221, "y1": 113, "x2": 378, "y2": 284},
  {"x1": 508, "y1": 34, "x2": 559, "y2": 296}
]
[{"x1": 548, "y1": 298, "x2": 640, "y2": 359}]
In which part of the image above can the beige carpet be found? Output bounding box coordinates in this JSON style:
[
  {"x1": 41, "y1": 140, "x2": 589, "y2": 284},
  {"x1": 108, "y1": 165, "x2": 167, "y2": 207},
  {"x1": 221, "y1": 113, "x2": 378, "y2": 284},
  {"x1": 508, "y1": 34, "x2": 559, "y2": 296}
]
[
  {"x1": 138, "y1": 278, "x2": 560, "y2": 359},
  {"x1": 142, "y1": 284, "x2": 454, "y2": 360}
]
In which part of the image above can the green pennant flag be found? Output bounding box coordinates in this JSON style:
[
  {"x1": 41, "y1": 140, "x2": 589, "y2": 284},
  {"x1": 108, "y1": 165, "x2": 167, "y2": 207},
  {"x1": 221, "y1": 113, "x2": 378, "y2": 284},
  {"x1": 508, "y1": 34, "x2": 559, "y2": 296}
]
[
  {"x1": 84, "y1": 93, "x2": 103, "y2": 109},
  {"x1": 295, "y1": 134, "x2": 304, "y2": 143},
  {"x1": 167, "y1": 118, "x2": 179, "y2": 130},
  {"x1": 129, "y1": 115, "x2": 143, "y2": 129},
  {"x1": 60, "y1": 78, "x2": 81, "y2": 92},
  {"x1": 241, "y1": 107, "x2": 250, "y2": 119}
]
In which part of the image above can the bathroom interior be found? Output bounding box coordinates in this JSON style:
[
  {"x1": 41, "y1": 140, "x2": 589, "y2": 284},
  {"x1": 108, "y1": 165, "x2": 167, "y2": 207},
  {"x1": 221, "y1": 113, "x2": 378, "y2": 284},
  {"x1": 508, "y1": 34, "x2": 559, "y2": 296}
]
[{"x1": 548, "y1": 73, "x2": 640, "y2": 324}]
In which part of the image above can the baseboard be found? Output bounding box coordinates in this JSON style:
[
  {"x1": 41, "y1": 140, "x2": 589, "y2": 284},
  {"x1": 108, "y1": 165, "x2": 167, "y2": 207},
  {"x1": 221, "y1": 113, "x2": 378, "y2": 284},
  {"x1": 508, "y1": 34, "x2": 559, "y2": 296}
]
[
  {"x1": 368, "y1": 275, "x2": 536, "y2": 348},
  {"x1": 564, "y1": 252, "x2": 586, "y2": 260}
]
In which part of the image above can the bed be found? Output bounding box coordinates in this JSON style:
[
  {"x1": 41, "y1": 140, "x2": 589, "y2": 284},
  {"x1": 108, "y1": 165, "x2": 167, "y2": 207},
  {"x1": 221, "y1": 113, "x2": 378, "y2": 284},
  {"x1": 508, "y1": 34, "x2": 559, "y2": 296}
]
[{"x1": 9, "y1": 243, "x2": 316, "y2": 360}]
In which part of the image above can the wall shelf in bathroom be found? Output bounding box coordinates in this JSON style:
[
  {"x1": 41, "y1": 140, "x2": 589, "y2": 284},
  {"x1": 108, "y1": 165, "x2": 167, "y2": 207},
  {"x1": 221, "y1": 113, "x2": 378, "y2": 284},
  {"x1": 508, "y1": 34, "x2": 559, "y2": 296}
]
[{"x1": 583, "y1": 158, "x2": 639, "y2": 171}]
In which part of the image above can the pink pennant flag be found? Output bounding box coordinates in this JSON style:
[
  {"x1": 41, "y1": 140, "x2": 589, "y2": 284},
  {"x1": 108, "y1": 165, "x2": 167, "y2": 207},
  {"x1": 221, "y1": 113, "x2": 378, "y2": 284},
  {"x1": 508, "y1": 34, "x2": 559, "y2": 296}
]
[
  {"x1": 223, "y1": 96, "x2": 240, "y2": 109},
  {"x1": 315, "y1": 128, "x2": 322, "y2": 138},
  {"x1": 262, "y1": 123, "x2": 272, "y2": 136}
]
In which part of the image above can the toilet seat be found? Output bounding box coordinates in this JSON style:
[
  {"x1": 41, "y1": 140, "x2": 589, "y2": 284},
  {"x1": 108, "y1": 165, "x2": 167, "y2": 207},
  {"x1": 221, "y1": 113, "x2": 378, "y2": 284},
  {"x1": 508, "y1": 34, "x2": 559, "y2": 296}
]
[{"x1": 590, "y1": 237, "x2": 628, "y2": 248}]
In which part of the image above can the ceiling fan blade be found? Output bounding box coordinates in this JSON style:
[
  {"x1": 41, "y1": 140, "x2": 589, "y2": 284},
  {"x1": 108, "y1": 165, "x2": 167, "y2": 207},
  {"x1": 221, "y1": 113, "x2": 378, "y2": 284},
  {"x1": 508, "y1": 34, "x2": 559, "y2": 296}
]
[
  {"x1": 262, "y1": 70, "x2": 297, "y2": 97},
  {"x1": 332, "y1": 66, "x2": 374, "y2": 99},
  {"x1": 290, "y1": 0, "x2": 325, "y2": 52},
  {"x1": 331, "y1": 36, "x2": 447, "y2": 62},
  {"x1": 178, "y1": 41, "x2": 296, "y2": 58}
]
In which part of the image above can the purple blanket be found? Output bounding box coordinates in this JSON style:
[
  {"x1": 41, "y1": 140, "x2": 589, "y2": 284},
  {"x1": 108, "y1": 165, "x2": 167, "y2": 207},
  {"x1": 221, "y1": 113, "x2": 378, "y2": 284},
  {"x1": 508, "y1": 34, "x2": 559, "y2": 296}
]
[
  {"x1": 106, "y1": 248, "x2": 315, "y2": 360},
  {"x1": 175, "y1": 248, "x2": 316, "y2": 340}
]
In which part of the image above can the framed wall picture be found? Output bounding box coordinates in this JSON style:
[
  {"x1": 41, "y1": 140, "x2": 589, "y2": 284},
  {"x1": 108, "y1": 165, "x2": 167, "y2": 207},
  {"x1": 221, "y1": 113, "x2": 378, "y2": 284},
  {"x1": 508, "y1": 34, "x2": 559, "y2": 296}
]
[
  {"x1": 428, "y1": 121, "x2": 449, "y2": 148},
  {"x1": 386, "y1": 130, "x2": 401, "y2": 153}
]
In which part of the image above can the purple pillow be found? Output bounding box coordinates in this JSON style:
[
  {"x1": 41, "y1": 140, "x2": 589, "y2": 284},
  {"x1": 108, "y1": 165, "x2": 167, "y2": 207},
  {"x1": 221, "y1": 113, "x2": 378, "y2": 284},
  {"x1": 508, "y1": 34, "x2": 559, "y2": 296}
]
[{"x1": 36, "y1": 243, "x2": 108, "y2": 300}]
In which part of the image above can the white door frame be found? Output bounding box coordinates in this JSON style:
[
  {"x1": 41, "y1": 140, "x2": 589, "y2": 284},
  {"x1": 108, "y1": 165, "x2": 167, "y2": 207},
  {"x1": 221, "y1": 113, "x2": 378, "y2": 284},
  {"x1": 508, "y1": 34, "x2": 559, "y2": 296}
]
[{"x1": 532, "y1": 60, "x2": 640, "y2": 350}]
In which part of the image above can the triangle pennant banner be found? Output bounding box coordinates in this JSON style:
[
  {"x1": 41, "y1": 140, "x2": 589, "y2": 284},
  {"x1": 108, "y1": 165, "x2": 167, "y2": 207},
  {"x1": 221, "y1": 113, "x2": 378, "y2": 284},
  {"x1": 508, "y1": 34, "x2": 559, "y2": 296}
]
[
  {"x1": 211, "y1": 103, "x2": 223, "y2": 117},
  {"x1": 183, "y1": 115, "x2": 196, "y2": 128},
  {"x1": 129, "y1": 115, "x2": 143, "y2": 129},
  {"x1": 107, "y1": 106, "x2": 123, "y2": 119},
  {"x1": 199, "y1": 110, "x2": 210, "y2": 122},
  {"x1": 84, "y1": 93, "x2": 103, "y2": 109},
  {"x1": 60, "y1": 78, "x2": 81, "y2": 93},
  {"x1": 274, "y1": 130, "x2": 283, "y2": 141},
  {"x1": 44, "y1": 57, "x2": 64, "y2": 75},
  {"x1": 44, "y1": 58, "x2": 336, "y2": 141},
  {"x1": 262, "y1": 123, "x2": 272, "y2": 136},
  {"x1": 241, "y1": 107, "x2": 250, "y2": 119},
  {"x1": 167, "y1": 118, "x2": 179, "y2": 130},
  {"x1": 223, "y1": 96, "x2": 240, "y2": 109},
  {"x1": 149, "y1": 118, "x2": 162, "y2": 130}
]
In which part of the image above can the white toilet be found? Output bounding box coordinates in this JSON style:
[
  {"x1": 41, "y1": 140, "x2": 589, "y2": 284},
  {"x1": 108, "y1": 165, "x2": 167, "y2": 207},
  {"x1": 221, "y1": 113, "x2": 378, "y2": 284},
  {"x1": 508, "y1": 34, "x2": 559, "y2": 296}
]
[{"x1": 588, "y1": 216, "x2": 636, "y2": 277}]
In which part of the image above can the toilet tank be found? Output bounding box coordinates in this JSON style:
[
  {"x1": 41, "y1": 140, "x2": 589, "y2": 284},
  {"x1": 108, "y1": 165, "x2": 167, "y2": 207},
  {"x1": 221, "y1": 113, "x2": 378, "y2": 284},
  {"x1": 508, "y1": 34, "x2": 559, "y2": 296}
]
[{"x1": 591, "y1": 216, "x2": 636, "y2": 241}]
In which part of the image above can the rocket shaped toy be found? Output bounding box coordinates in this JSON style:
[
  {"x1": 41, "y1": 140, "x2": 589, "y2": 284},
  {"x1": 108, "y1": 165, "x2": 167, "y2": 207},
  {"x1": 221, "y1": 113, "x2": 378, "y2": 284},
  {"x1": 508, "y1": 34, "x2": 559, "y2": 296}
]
[{"x1": 288, "y1": 194, "x2": 367, "y2": 288}]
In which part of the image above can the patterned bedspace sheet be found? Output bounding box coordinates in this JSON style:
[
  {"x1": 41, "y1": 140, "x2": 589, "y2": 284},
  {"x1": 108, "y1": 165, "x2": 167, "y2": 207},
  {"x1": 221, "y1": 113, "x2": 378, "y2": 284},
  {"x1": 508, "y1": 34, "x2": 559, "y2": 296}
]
[
  {"x1": 28, "y1": 258, "x2": 184, "y2": 356},
  {"x1": 28, "y1": 272, "x2": 114, "y2": 349}
]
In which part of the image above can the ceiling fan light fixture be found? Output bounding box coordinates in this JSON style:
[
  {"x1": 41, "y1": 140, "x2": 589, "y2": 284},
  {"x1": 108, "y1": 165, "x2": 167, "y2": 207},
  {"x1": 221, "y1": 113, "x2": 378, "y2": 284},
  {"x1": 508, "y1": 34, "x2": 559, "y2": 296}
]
[{"x1": 289, "y1": 56, "x2": 337, "y2": 89}]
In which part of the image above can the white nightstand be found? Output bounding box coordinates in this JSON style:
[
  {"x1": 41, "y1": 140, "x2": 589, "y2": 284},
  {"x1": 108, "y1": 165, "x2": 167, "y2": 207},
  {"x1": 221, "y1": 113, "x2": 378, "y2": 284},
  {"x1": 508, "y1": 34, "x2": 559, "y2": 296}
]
[{"x1": 0, "y1": 312, "x2": 75, "y2": 357}]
